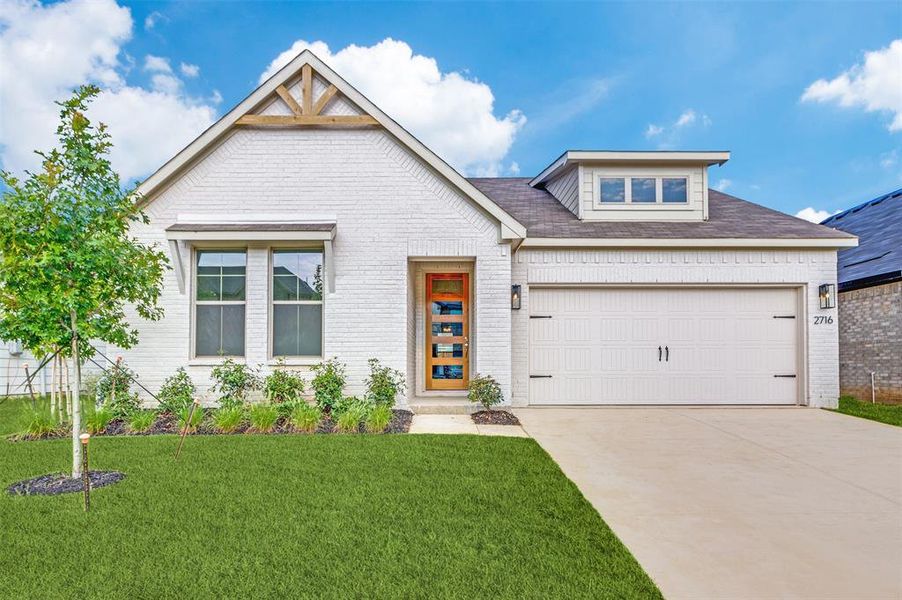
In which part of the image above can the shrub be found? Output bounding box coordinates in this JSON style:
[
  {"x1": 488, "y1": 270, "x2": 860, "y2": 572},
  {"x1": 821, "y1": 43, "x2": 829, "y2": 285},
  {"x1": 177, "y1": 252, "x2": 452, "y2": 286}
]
[
  {"x1": 18, "y1": 409, "x2": 59, "y2": 439},
  {"x1": 177, "y1": 404, "x2": 204, "y2": 433},
  {"x1": 364, "y1": 404, "x2": 392, "y2": 434},
  {"x1": 212, "y1": 406, "x2": 245, "y2": 433},
  {"x1": 248, "y1": 404, "x2": 279, "y2": 433},
  {"x1": 365, "y1": 358, "x2": 405, "y2": 408},
  {"x1": 467, "y1": 374, "x2": 503, "y2": 412},
  {"x1": 311, "y1": 358, "x2": 346, "y2": 412},
  {"x1": 157, "y1": 368, "x2": 195, "y2": 414},
  {"x1": 81, "y1": 373, "x2": 101, "y2": 402},
  {"x1": 96, "y1": 361, "x2": 140, "y2": 417},
  {"x1": 127, "y1": 410, "x2": 156, "y2": 433},
  {"x1": 289, "y1": 403, "x2": 322, "y2": 433},
  {"x1": 264, "y1": 361, "x2": 306, "y2": 405},
  {"x1": 335, "y1": 405, "x2": 366, "y2": 433},
  {"x1": 85, "y1": 407, "x2": 114, "y2": 434},
  {"x1": 211, "y1": 359, "x2": 260, "y2": 408}
]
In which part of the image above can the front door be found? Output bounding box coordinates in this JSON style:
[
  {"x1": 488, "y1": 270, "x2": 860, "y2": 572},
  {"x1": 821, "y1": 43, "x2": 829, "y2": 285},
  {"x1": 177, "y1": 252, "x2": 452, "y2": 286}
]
[{"x1": 426, "y1": 273, "x2": 469, "y2": 390}]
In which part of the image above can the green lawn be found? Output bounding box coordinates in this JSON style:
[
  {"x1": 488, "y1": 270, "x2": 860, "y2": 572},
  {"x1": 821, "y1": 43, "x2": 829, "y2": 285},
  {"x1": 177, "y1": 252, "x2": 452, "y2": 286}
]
[
  {"x1": 0, "y1": 398, "x2": 659, "y2": 599},
  {"x1": 829, "y1": 396, "x2": 902, "y2": 427}
]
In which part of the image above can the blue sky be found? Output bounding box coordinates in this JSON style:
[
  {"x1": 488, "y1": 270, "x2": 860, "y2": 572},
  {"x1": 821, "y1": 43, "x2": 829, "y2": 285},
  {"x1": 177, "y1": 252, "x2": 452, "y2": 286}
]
[{"x1": 1, "y1": 1, "x2": 900, "y2": 220}]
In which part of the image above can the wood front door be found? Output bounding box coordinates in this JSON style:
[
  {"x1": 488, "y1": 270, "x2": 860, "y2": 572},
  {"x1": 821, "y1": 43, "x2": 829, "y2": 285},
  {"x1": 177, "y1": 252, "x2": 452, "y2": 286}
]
[{"x1": 425, "y1": 273, "x2": 469, "y2": 390}]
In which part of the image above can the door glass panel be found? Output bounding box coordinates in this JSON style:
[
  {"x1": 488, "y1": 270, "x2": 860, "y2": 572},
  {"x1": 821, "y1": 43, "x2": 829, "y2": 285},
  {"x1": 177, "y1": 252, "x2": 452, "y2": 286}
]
[
  {"x1": 432, "y1": 343, "x2": 463, "y2": 358},
  {"x1": 432, "y1": 301, "x2": 463, "y2": 315},
  {"x1": 432, "y1": 365, "x2": 463, "y2": 380},
  {"x1": 431, "y1": 277, "x2": 463, "y2": 297},
  {"x1": 431, "y1": 322, "x2": 463, "y2": 337}
]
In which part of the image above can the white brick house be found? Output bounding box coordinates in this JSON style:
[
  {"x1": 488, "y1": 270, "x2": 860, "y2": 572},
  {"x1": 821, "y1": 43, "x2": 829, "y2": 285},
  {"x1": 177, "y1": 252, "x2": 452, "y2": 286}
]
[{"x1": 120, "y1": 50, "x2": 856, "y2": 410}]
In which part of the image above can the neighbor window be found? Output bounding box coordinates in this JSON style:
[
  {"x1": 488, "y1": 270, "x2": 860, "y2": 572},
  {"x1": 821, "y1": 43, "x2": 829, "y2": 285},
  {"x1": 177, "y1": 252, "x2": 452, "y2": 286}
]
[
  {"x1": 631, "y1": 178, "x2": 657, "y2": 203},
  {"x1": 662, "y1": 178, "x2": 688, "y2": 203},
  {"x1": 599, "y1": 178, "x2": 626, "y2": 203},
  {"x1": 195, "y1": 250, "x2": 246, "y2": 357},
  {"x1": 272, "y1": 249, "x2": 324, "y2": 357}
]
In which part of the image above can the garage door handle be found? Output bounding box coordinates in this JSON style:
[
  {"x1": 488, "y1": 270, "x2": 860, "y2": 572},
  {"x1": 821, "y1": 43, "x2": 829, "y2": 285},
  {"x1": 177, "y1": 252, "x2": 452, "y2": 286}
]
[
  {"x1": 530, "y1": 375, "x2": 552, "y2": 379},
  {"x1": 530, "y1": 315, "x2": 552, "y2": 319},
  {"x1": 665, "y1": 346, "x2": 669, "y2": 362},
  {"x1": 774, "y1": 374, "x2": 797, "y2": 378},
  {"x1": 773, "y1": 315, "x2": 796, "y2": 319},
  {"x1": 658, "y1": 346, "x2": 662, "y2": 362}
]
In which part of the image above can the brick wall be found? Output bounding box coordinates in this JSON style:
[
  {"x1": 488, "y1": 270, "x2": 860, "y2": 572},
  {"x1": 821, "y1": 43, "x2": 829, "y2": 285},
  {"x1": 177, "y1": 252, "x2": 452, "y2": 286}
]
[
  {"x1": 838, "y1": 281, "x2": 902, "y2": 403},
  {"x1": 122, "y1": 127, "x2": 512, "y2": 407}
]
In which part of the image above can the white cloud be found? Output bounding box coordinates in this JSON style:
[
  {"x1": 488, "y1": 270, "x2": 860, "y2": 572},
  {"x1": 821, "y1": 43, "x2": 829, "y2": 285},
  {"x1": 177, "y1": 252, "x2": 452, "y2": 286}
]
[
  {"x1": 880, "y1": 149, "x2": 898, "y2": 169},
  {"x1": 144, "y1": 54, "x2": 171, "y2": 73},
  {"x1": 795, "y1": 207, "x2": 838, "y2": 223},
  {"x1": 260, "y1": 38, "x2": 525, "y2": 176},
  {"x1": 644, "y1": 108, "x2": 711, "y2": 148},
  {"x1": 143, "y1": 10, "x2": 164, "y2": 31},
  {"x1": 0, "y1": 0, "x2": 217, "y2": 181},
  {"x1": 802, "y1": 39, "x2": 902, "y2": 132},
  {"x1": 180, "y1": 62, "x2": 200, "y2": 78},
  {"x1": 508, "y1": 162, "x2": 520, "y2": 176},
  {"x1": 714, "y1": 178, "x2": 732, "y2": 192}
]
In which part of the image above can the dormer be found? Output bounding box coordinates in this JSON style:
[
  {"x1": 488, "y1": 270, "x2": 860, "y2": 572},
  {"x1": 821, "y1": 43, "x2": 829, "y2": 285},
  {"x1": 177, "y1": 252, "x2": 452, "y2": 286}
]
[{"x1": 530, "y1": 151, "x2": 730, "y2": 222}]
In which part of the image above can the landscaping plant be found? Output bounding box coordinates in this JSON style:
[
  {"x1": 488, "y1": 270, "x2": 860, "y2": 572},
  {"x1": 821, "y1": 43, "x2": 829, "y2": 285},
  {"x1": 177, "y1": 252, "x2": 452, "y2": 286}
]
[
  {"x1": 96, "y1": 361, "x2": 141, "y2": 418},
  {"x1": 85, "y1": 407, "x2": 113, "y2": 434},
  {"x1": 127, "y1": 410, "x2": 156, "y2": 434},
  {"x1": 157, "y1": 368, "x2": 196, "y2": 414},
  {"x1": 467, "y1": 374, "x2": 503, "y2": 412},
  {"x1": 211, "y1": 359, "x2": 260, "y2": 408},
  {"x1": 212, "y1": 406, "x2": 245, "y2": 433},
  {"x1": 0, "y1": 86, "x2": 168, "y2": 477},
  {"x1": 248, "y1": 404, "x2": 279, "y2": 433},
  {"x1": 311, "y1": 358, "x2": 346, "y2": 412},
  {"x1": 18, "y1": 408, "x2": 59, "y2": 439},
  {"x1": 365, "y1": 358, "x2": 405, "y2": 408},
  {"x1": 364, "y1": 404, "x2": 393, "y2": 434},
  {"x1": 177, "y1": 405, "x2": 204, "y2": 433},
  {"x1": 334, "y1": 398, "x2": 367, "y2": 433},
  {"x1": 264, "y1": 361, "x2": 306, "y2": 405},
  {"x1": 289, "y1": 403, "x2": 322, "y2": 433}
]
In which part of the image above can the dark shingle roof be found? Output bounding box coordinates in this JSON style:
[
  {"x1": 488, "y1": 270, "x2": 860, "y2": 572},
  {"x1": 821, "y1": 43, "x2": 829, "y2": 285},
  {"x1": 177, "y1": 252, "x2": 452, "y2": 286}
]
[
  {"x1": 820, "y1": 188, "x2": 902, "y2": 290},
  {"x1": 470, "y1": 177, "x2": 856, "y2": 241}
]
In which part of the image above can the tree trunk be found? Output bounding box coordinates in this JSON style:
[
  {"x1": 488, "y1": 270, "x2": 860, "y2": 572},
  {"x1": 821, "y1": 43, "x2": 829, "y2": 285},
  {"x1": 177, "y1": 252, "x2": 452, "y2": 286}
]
[
  {"x1": 64, "y1": 356, "x2": 71, "y2": 420},
  {"x1": 50, "y1": 354, "x2": 57, "y2": 422},
  {"x1": 70, "y1": 311, "x2": 82, "y2": 479}
]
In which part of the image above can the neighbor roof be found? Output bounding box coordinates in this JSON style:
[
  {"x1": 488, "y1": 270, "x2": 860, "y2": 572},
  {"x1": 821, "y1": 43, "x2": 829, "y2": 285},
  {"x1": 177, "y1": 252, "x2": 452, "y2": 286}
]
[
  {"x1": 469, "y1": 178, "x2": 858, "y2": 247},
  {"x1": 820, "y1": 188, "x2": 902, "y2": 291}
]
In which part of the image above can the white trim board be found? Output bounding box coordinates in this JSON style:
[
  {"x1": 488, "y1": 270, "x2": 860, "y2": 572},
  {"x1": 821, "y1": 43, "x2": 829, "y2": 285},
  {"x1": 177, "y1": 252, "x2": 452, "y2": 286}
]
[{"x1": 519, "y1": 237, "x2": 859, "y2": 248}]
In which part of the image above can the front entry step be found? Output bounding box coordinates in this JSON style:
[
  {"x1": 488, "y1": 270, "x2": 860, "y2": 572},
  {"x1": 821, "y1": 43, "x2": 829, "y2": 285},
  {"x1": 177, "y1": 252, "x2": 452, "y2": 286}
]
[{"x1": 409, "y1": 400, "x2": 476, "y2": 415}]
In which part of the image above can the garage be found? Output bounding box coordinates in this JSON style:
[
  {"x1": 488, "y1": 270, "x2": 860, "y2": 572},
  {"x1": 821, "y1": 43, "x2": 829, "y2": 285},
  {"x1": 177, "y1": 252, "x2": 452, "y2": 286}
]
[{"x1": 528, "y1": 287, "x2": 801, "y2": 405}]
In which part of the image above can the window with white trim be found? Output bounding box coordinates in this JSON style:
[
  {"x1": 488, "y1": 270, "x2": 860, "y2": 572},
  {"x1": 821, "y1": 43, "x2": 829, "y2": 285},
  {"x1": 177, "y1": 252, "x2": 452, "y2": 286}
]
[
  {"x1": 596, "y1": 176, "x2": 689, "y2": 205},
  {"x1": 272, "y1": 249, "x2": 323, "y2": 357},
  {"x1": 195, "y1": 250, "x2": 246, "y2": 357}
]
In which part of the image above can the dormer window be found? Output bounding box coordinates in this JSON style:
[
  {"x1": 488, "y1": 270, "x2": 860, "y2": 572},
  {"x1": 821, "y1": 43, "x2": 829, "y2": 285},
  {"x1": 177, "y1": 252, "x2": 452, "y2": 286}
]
[{"x1": 593, "y1": 175, "x2": 689, "y2": 207}]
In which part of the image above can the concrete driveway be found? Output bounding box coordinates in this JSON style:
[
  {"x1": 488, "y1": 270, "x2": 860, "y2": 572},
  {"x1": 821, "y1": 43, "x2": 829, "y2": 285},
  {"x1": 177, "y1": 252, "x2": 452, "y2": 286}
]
[{"x1": 515, "y1": 407, "x2": 902, "y2": 599}]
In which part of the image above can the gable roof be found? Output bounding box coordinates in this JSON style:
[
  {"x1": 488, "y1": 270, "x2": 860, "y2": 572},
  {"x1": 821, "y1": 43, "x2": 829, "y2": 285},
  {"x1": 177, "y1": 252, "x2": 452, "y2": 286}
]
[
  {"x1": 470, "y1": 178, "x2": 858, "y2": 247},
  {"x1": 820, "y1": 188, "x2": 902, "y2": 290},
  {"x1": 530, "y1": 150, "x2": 731, "y2": 187},
  {"x1": 136, "y1": 50, "x2": 527, "y2": 239}
]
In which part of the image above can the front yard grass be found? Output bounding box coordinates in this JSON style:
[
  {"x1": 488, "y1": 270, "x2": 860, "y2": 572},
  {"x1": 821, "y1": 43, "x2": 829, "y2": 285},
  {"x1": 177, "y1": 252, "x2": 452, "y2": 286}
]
[
  {"x1": 0, "y1": 400, "x2": 659, "y2": 599},
  {"x1": 829, "y1": 396, "x2": 902, "y2": 428}
]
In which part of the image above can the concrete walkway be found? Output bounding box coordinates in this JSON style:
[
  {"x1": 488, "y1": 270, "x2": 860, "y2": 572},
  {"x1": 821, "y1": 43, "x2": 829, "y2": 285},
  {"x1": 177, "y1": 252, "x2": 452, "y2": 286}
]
[
  {"x1": 409, "y1": 414, "x2": 529, "y2": 437},
  {"x1": 515, "y1": 407, "x2": 902, "y2": 599}
]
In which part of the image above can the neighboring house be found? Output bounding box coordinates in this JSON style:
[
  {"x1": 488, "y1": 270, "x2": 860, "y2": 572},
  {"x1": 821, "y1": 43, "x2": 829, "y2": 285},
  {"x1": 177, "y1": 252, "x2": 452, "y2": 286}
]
[
  {"x1": 117, "y1": 50, "x2": 856, "y2": 410},
  {"x1": 821, "y1": 189, "x2": 902, "y2": 403},
  {"x1": 0, "y1": 342, "x2": 42, "y2": 397}
]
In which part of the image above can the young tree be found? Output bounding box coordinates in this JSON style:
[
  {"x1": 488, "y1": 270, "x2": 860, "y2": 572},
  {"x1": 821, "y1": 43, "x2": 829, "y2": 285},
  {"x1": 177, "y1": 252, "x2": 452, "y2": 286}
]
[{"x1": 0, "y1": 85, "x2": 168, "y2": 477}]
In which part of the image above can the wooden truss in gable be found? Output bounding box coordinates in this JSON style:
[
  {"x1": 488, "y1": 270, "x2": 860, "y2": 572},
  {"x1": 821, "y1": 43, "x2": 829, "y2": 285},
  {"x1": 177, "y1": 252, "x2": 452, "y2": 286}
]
[{"x1": 237, "y1": 64, "x2": 378, "y2": 127}]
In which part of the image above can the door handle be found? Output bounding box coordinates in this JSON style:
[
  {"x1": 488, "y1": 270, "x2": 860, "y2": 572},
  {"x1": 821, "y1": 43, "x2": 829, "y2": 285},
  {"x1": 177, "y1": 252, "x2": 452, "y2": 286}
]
[
  {"x1": 463, "y1": 336, "x2": 469, "y2": 358},
  {"x1": 658, "y1": 346, "x2": 662, "y2": 362},
  {"x1": 665, "y1": 346, "x2": 669, "y2": 362}
]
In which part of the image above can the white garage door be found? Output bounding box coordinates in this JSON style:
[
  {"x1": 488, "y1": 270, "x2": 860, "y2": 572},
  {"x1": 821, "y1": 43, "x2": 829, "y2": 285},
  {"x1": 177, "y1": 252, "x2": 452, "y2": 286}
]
[{"x1": 528, "y1": 287, "x2": 800, "y2": 405}]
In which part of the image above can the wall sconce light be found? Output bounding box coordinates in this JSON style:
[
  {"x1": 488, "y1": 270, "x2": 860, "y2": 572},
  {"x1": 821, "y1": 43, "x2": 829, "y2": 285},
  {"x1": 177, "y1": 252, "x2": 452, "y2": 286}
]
[
  {"x1": 818, "y1": 283, "x2": 836, "y2": 309},
  {"x1": 511, "y1": 284, "x2": 521, "y2": 310}
]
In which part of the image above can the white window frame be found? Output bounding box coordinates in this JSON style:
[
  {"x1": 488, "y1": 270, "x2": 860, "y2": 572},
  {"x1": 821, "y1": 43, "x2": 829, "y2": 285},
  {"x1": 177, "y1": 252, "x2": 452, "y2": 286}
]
[
  {"x1": 191, "y1": 246, "x2": 248, "y2": 361},
  {"x1": 268, "y1": 245, "x2": 325, "y2": 364},
  {"x1": 592, "y1": 172, "x2": 692, "y2": 210}
]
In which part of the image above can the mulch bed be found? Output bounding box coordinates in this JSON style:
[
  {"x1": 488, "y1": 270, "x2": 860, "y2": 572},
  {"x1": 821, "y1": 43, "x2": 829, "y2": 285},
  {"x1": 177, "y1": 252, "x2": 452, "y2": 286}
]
[
  {"x1": 7, "y1": 471, "x2": 126, "y2": 496},
  {"x1": 471, "y1": 410, "x2": 521, "y2": 426},
  {"x1": 10, "y1": 409, "x2": 414, "y2": 441}
]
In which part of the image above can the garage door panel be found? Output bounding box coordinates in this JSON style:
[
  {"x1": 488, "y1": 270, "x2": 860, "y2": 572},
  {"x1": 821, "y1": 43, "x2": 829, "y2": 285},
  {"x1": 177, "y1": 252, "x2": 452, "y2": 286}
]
[{"x1": 528, "y1": 287, "x2": 799, "y2": 405}]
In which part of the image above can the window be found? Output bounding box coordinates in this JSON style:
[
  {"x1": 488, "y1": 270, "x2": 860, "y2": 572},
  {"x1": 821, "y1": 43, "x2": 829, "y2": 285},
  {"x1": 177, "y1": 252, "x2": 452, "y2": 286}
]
[
  {"x1": 631, "y1": 178, "x2": 656, "y2": 203},
  {"x1": 662, "y1": 178, "x2": 688, "y2": 203},
  {"x1": 599, "y1": 178, "x2": 626, "y2": 203},
  {"x1": 272, "y1": 249, "x2": 323, "y2": 357},
  {"x1": 195, "y1": 250, "x2": 246, "y2": 357}
]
